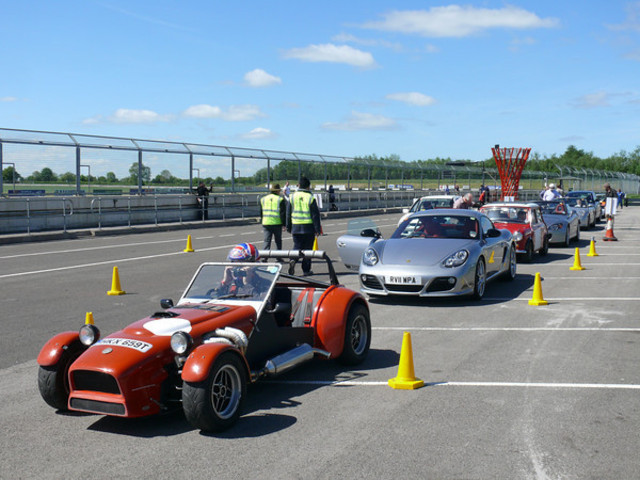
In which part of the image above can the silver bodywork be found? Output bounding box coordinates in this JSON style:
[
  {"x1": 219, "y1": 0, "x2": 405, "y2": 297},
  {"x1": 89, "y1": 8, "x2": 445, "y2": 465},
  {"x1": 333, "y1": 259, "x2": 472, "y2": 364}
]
[
  {"x1": 566, "y1": 190, "x2": 602, "y2": 220},
  {"x1": 563, "y1": 196, "x2": 596, "y2": 229},
  {"x1": 534, "y1": 200, "x2": 581, "y2": 245},
  {"x1": 336, "y1": 209, "x2": 516, "y2": 297}
]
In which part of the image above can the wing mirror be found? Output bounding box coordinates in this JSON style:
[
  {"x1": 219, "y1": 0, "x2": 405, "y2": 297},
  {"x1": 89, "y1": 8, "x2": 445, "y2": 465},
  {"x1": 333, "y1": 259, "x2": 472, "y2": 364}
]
[
  {"x1": 485, "y1": 228, "x2": 502, "y2": 238},
  {"x1": 360, "y1": 228, "x2": 381, "y2": 239},
  {"x1": 160, "y1": 298, "x2": 174, "y2": 309},
  {"x1": 402, "y1": 208, "x2": 409, "y2": 214}
]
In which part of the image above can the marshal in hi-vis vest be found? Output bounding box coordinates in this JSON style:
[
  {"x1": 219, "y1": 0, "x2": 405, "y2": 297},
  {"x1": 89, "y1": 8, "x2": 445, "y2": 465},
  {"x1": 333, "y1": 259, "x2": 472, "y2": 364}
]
[
  {"x1": 291, "y1": 191, "x2": 314, "y2": 225},
  {"x1": 260, "y1": 193, "x2": 283, "y2": 225}
]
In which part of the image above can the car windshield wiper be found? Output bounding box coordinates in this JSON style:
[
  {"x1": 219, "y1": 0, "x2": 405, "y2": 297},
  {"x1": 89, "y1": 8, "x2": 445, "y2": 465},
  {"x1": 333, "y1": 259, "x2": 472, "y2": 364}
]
[{"x1": 216, "y1": 293, "x2": 255, "y2": 300}]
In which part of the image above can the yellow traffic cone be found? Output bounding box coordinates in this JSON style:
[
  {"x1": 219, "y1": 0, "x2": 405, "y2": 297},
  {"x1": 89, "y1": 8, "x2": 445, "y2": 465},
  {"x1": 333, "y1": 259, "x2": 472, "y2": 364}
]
[
  {"x1": 183, "y1": 235, "x2": 195, "y2": 253},
  {"x1": 312, "y1": 236, "x2": 318, "y2": 251},
  {"x1": 488, "y1": 250, "x2": 495, "y2": 264},
  {"x1": 107, "y1": 266, "x2": 126, "y2": 296},
  {"x1": 388, "y1": 332, "x2": 424, "y2": 390},
  {"x1": 528, "y1": 272, "x2": 548, "y2": 306},
  {"x1": 85, "y1": 312, "x2": 94, "y2": 325},
  {"x1": 586, "y1": 237, "x2": 598, "y2": 257},
  {"x1": 570, "y1": 247, "x2": 585, "y2": 271}
]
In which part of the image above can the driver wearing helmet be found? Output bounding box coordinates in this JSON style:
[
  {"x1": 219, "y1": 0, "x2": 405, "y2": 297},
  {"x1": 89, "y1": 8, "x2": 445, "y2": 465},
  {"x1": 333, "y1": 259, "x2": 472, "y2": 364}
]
[{"x1": 215, "y1": 243, "x2": 270, "y2": 299}]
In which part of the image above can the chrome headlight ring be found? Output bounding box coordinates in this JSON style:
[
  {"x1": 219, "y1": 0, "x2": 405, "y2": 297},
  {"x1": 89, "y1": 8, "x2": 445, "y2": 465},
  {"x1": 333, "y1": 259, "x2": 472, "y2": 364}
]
[
  {"x1": 170, "y1": 331, "x2": 193, "y2": 355},
  {"x1": 79, "y1": 324, "x2": 101, "y2": 346},
  {"x1": 363, "y1": 247, "x2": 379, "y2": 266},
  {"x1": 443, "y1": 249, "x2": 469, "y2": 268}
]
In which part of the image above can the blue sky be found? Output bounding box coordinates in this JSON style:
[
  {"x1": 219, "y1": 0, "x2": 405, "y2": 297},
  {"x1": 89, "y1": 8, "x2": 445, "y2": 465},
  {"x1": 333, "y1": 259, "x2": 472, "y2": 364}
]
[{"x1": 1, "y1": 1, "x2": 639, "y2": 179}]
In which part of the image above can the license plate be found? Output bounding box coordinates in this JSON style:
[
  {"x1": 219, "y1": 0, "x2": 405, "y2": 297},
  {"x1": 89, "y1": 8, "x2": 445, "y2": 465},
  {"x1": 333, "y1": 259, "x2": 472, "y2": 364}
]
[
  {"x1": 385, "y1": 275, "x2": 420, "y2": 285},
  {"x1": 94, "y1": 338, "x2": 153, "y2": 353}
]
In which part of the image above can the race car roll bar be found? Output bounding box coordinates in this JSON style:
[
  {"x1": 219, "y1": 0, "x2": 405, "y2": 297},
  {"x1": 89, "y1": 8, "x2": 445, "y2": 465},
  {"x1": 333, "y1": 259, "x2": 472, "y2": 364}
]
[{"x1": 258, "y1": 249, "x2": 339, "y2": 286}]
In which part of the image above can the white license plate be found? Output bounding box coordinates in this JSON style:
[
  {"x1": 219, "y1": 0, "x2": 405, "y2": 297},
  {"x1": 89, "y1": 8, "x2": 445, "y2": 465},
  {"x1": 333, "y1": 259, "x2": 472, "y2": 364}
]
[
  {"x1": 385, "y1": 275, "x2": 420, "y2": 285},
  {"x1": 94, "y1": 337, "x2": 153, "y2": 353}
]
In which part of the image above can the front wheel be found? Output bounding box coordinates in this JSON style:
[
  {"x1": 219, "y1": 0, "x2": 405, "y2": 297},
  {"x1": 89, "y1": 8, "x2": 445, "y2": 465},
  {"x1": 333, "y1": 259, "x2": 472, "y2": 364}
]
[
  {"x1": 182, "y1": 352, "x2": 247, "y2": 432},
  {"x1": 337, "y1": 303, "x2": 371, "y2": 365},
  {"x1": 471, "y1": 258, "x2": 486, "y2": 300},
  {"x1": 37, "y1": 345, "x2": 83, "y2": 411}
]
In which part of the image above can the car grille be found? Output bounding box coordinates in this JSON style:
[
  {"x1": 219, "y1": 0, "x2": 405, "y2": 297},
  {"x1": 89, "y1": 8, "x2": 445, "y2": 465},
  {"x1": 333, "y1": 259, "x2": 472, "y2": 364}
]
[
  {"x1": 361, "y1": 275, "x2": 383, "y2": 290},
  {"x1": 426, "y1": 277, "x2": 456, "y2": 292},
  {"x1": 70, "y1": 398, "x2": 125, "y2": 415},
  {"x1": 384, "y1": 284, "x2": 424, "y2": 293},
  {"x1": 72, "y1": 370, "x2": 120, "y2": 394}
]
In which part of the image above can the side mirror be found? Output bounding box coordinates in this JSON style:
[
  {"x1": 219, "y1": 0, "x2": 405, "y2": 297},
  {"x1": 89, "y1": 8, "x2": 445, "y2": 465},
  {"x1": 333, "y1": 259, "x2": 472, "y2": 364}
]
[
  {"x1": 485, "y1": 228, "x2": 502, "y2": 238},
  {"x1": 360, "y1": 228, "x2": 381, "y2": 239},
  {"x1": 402, "y1": 208, "x2": 409, "y2": 214},
  {"x1": 160, "y1": 298, "x2": 174, "y2": 309}
]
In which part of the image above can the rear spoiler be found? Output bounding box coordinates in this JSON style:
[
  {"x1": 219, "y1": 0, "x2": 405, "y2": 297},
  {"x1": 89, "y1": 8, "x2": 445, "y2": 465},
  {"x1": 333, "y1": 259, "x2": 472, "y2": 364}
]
[{"x1": 258, "y1": 249, "x2": 339, "y2": 285}]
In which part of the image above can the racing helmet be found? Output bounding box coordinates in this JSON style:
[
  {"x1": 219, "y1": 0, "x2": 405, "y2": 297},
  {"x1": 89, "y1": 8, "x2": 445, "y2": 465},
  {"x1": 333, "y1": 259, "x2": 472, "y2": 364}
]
[{"x1": 227, "y1": 242, "x2": 260, "y2": 262}]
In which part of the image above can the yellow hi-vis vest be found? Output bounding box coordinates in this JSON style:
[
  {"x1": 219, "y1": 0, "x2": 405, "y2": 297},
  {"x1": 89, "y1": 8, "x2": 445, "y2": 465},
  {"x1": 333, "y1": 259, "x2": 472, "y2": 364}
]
[
  {"x1": 291, "y1": 191, "x2": 314, "y2": 225},
  {"x1": 260, "y1": 193, "x2": 283, "y2": 225}
]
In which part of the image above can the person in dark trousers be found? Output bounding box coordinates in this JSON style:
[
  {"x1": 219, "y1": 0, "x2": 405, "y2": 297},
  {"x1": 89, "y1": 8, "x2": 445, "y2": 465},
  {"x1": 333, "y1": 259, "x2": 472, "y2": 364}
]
[
  {"x1": 328, "y1": 184, "x2": 337, "y2": 211},
  {"x1": 194, "y1": 181, "x2": 213, "y2": 220},
  {"x1": 259, "y1": 184, "x2": 286, "y2": 250},
  {"x1": 286, "y1": 176, "x2": 322, "y2": 276}
]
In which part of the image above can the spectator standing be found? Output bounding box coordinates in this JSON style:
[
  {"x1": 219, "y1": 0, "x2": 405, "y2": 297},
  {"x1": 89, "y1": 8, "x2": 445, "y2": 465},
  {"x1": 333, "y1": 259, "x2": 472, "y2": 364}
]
[
  {"x1": 259, "y1": 184, "x2": 286, "y2": 250},
  {"x1": 328, "y1": 184, "x2": 337, "y2": 211},
  {"x1": 542, "y1": 183, "x2": 561, "y2": 201},
  {"x1": 286, "y1": 176, "x2": 322, "y2": 276},
  {"x1": 453, "y1": 193, "x2": 474, "y2": 209},
  {"x1": 283, "y1": 181, "x2": 291, "y2": 200},
  {"x1": 618, "y1": 189, "x2": 625, "y2": 209},
  {"x1": 194, "y1": 181, "x2": 213, "y2": 220},
  {"x1": 478, "y1": 185, "x2": 488, "y2": 205}
]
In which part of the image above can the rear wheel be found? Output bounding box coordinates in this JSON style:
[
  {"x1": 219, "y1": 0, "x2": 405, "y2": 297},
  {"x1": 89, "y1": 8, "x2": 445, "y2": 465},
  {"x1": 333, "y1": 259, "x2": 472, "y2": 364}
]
[
  {"x1": 471, "y1": 258, "x2": 486, "y2": 300},
  {"x1": 573, "y1": 225, "x2": 580, "y2": 243},
  {"x1": 338, "y1": 303, "x2": 371, "y2": 365},
  {"x1": 539, "y1": 236, "x2": 549, "y2": 256},
  {"x1": 564, "y1": 229, "x2": 571, "y2": 247},
  {"x1": 37, "y1": 345, "x2": 83, "y2": 411},
  {"x1": 182, "y1": 352, "x2": 247, "y2": 432},
  {"x1": 501, "y1": 246, "x2": 517, "y2": 281},
  {"x1": 522, "y1": 241, "x2": 534, "y2": 263}
]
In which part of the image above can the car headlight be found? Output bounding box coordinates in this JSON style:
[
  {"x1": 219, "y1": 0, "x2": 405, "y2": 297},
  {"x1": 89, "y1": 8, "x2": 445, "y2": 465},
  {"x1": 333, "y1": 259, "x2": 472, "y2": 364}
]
[
  {"x1": 363, "y1": 247, "x2": 379, "y2": 266},
  {"x1": 512, "y1": 232, "x2": 523, "y2": 242},
  {"x1": 170, "y1": 331, "x2": 193, "y2": 355},
  {"x1": 548, "y1": 223, "x2": 562, "y2": 231},
  {"x1": 79, "y1": 324, "x2": 100, "y2": 346},
  {"x1": 443, "y1": 250, "x2": 469, "y2": 268}
]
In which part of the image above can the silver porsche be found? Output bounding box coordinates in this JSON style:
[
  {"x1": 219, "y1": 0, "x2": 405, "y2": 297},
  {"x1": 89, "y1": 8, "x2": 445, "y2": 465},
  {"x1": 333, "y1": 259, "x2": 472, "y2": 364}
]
[{"x1": 336, "y1": 209, "x2": 517, "y2": 300}]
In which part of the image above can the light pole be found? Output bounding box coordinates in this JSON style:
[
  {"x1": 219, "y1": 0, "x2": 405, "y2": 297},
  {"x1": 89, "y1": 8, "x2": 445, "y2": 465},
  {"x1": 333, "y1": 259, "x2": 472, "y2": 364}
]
[
  {"x1": 193, "y1": 168, "x2": 200, "y2": 181},
  {"x1": 80, "y1": 164, "x2": 90, "y2": 194}
]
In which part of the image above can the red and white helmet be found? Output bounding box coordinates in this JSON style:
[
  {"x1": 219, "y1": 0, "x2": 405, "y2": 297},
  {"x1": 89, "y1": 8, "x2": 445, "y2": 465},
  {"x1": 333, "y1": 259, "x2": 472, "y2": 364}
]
[{"x1": 227, "y1": 243, "x2": 260, "y2": 262}]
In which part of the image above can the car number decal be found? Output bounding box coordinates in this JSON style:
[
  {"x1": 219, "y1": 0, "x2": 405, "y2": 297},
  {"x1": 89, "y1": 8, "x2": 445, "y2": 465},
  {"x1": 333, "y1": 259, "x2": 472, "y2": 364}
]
[
  {"x1": 94, "y1": 338, "x2": 153, "y2": 353},
  {"x1": 385, "y1": 275, "x2": 420, "y2": 285}
]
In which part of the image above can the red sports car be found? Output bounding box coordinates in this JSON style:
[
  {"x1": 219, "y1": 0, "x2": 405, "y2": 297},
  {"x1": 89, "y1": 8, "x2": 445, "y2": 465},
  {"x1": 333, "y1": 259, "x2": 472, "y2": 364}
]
[
  {"x1": 37, "y1": 250, "x2": 371, "y2": 432},
  {"x1": 480, "y1": 203, "x2": 550, "y2": 262}
]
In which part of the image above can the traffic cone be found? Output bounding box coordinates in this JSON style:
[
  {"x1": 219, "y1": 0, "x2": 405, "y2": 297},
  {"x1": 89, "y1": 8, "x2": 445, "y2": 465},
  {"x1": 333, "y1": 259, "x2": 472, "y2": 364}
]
[
  {"x1": 183, "y1": 234, "x2": 195, "y2": 252},
  {"x1": 528, "y1": 272, "x2": 548, "y2": 306},
  {"x1": 312, "y1": 236, "x2": 318, "y2": 251},
  {"x1": 570, "y1": 247, "x2": 585, "y2": 271},
  {"x1": 586, "y1": 237, "x2": 598, "y2": 257},
  {"x1": 603, "y1": 217, "x2": 617, "y2": 241},
  {"x1": 388, "y1": 332, "x2": 424, "y2": 390},
  {"x1": 107, "y1": 266, "x2": 126, "y2": 296},
  {"x1": 85, "y1": 312, "x2": 94, "y2": 325},
  {"x1": 488, "y1": 250, "x2": 495, "y2": 264}
]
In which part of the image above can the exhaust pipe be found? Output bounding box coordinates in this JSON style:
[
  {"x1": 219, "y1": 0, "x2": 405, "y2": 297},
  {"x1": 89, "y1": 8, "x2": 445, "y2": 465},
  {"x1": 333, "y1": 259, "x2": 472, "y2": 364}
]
[{"x1": 260, "y1": 344, "x2": 331, "y2": 377}]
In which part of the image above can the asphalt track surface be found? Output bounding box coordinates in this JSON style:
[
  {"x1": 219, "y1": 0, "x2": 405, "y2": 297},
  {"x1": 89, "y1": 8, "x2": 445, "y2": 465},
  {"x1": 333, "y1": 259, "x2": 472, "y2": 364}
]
[{"x1": 1, "y1": 208, "x2": 639, "y2": 479}]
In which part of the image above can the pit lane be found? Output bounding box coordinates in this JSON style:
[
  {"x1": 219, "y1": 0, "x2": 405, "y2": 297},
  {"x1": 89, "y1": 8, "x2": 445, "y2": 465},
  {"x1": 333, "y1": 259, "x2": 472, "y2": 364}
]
[{"x1": 1, "y1": 209, "x2": 639, "y2": 479}]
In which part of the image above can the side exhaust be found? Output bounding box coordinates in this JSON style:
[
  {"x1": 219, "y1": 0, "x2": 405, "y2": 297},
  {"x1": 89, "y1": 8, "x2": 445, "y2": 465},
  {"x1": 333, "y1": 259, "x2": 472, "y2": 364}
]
[{"x1": 257, "y1": 344, "x2": 331, "y2": 378}]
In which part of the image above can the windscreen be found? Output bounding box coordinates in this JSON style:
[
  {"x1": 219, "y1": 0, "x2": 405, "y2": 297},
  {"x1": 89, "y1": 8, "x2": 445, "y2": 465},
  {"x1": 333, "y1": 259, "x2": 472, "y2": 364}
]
[
  {"x1": 410, "y1": 197, "x2": 455, "y2": 212},
  {"x1": 183, "y1": 263, "x2": 279, "y2": 301},
  {"x1": 392, "y1": 215, "x2": 479, "y2": 240},
  {"x1": 565, "y1": 197, "x2": 588, "y2": 208},
  {"x1": 538, "y1": 202, "x2": 568, "y2": 216},
  {"x1": 482, "y1": 206, "x2": 529, "y2": 224}
]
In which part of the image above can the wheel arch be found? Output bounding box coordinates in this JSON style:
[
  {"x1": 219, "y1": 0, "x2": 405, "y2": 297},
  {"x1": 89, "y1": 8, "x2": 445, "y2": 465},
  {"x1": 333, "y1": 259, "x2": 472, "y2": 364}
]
[
  {"x1": 37, "y1": 331, "x2": 83, "y2": 367},
  {"x1": 182, "y1": 343, "x2": 249, "y2": 384}
]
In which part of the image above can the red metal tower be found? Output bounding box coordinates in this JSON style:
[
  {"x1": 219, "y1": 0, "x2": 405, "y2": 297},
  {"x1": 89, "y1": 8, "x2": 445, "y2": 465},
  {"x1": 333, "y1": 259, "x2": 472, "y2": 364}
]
[{"x1": 491, "y1": 145, "x2": 531, "y2": 201}]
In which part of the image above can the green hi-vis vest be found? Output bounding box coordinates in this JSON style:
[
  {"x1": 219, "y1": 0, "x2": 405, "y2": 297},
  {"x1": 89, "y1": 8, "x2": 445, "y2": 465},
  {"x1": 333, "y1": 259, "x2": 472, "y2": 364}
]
[
  {"x1": 260, "y1": 193, "x2": 283, "y2": 225},
  {"x1": 291, "y1": 191, "x2": 314, "y2": 225}
]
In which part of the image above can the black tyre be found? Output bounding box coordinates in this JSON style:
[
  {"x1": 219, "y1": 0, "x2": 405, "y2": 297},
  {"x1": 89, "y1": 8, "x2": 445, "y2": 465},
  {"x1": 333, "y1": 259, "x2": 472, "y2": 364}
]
[
  {"x1": 337, "y1": 303, "x2": 371, "y2": 365},
  {"x1": 522, "y1": 241, "x2": 534, "y2": 263},
  {"x1": 573, "y1": 225, "x2": 580, "y2": 243},
  {"x1": 501, "y1": 245, "x2": 517, "y2": 281},
  {"x1": 37, "y1": 345, "x2": 82, "y2": 411},
  {"x1": 182, "y1": 352, "x2": 247, "y2": 432},
  {"x1": 471, "y1": 258, "x2": 486, "y2": 300},
  {"x1": 539, "y1": 236, "x2": 549, "y2": 256},
  {"x1": 564, "y1": 228, "x2": 571, "y2": 247}
]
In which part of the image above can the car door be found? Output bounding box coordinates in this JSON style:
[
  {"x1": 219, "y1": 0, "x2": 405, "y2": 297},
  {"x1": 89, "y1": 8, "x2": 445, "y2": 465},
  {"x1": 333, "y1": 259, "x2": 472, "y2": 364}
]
[
  {"x1": 530, "y1": 208, "x2": 545, "y2": 250},
  {"x1": 480, "y1": 216, "x2": 502, "y2": 275}
]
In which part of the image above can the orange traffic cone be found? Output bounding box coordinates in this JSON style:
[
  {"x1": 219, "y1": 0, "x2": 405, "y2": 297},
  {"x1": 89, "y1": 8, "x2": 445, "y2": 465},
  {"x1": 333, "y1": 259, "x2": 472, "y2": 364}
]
[
  {"x1": 85, "y1": 312, "x2": 95, "y2": 325},
  {"x1": 586, "y1": 237, "x2": 598, "y2": 257},
  {"x1": 570, "y1": 247, "x2": 585, "y2": 271},
  {"x1": 388, "y1": 332, "x2": 424, "y2": 390},
  {"x1": 603, "y1": 216, "x2": 617, "y2": 241},
  {"x1": 183, "y1": 234, "x2": 195, "y2": 252},
  {"x1": 528, "y1": 272, "x2": 548, "y2": 306},
  {"x1": 107, "y1": 266, "x2": 126, "y2": 296}
]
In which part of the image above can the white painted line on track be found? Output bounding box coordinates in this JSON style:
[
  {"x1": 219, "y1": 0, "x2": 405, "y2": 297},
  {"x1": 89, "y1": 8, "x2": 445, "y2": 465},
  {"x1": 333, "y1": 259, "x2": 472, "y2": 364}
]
[
  {"x1": 487, "y1": 297, "x2": 640, "y2": 301},
  {"x1": 541, "y1": 263, "x2": 640, "y2": 266},
  {"x1": 539, "y1": 276, "x2": 640, "y2": 280},
  {"x1": 266, "y1": 380, "x2": 640, "y2": 390},
  {"x1": 373, "y1": 327, "x2": 640, "y2": 332}
]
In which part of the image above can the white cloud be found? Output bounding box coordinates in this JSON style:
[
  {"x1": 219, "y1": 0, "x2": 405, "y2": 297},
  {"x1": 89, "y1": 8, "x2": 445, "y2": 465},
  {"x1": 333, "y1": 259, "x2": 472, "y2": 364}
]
[
  {"x1": 241, "y1": 127, "x2": 276, "y2": 139},
  {"x1": 386, "y1": 92, "x2": 436, "y2": 106},
  {"x1": 571, "y1": 91, "x2": 611, "y2": 109},
  {"x1": 1, "y1": 96, "x2": 18, "y2": 102},
  {"x1": 82, "y1": 108, "x2": 172, "y2": 125},
  {"x1": 183, "y1": 104, "x2": 265, "y2": 121},
  {"x1": 607, "y1": 3, "x2": 640, "y2": 32},
  {"x1": 331, "y1": 33, "x2": 403, "y2": 51},
  {"x1": 244, "y1": 69, "x2": 282, "y2": 87},
  {"x1": 322, "y1": 111, "x2": 397, "y2": 131},
  {"x1": 361, "y1": 6, "x2": 559, "y2": 38},
  {"x1": 283, "y1": 43, "x2": 376, "y2": 67}
]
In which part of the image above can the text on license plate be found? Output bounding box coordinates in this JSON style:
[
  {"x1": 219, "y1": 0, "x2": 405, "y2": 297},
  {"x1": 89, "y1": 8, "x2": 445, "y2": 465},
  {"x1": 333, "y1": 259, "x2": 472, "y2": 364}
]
[
  {"x1": 385, "y1": 275, "x2": 420, "y2": 285},
  {"x1": 94, "y1": 338, "x2": 153, "y2": 353}
]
